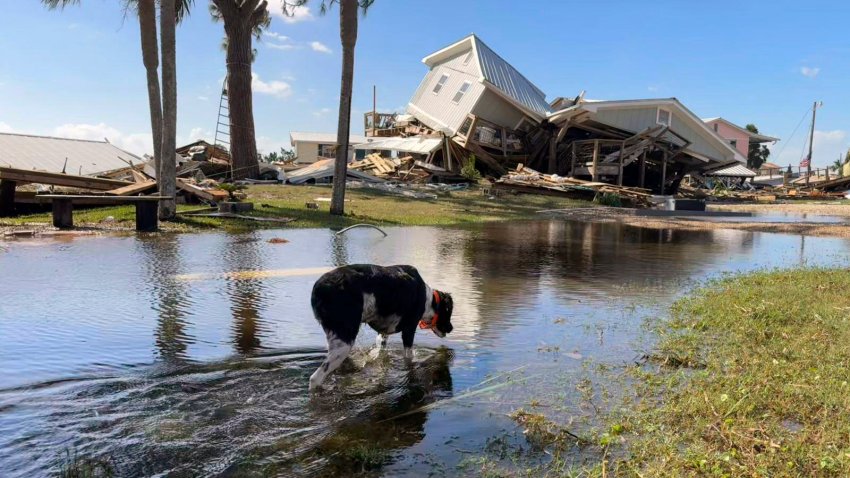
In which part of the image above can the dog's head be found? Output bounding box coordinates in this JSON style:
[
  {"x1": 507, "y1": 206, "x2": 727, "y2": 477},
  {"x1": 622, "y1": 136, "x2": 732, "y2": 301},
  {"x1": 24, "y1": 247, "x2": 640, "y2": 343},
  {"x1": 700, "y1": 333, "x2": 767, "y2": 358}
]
[{"x1": 430, "y1": 290, "x2": 454, "y2": 338}]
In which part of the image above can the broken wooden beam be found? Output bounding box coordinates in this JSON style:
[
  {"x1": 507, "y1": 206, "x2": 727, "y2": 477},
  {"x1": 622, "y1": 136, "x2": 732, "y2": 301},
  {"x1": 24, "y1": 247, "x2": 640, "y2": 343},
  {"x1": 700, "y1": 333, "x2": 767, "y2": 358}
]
[
  {"x1": 105, "y1": 181, "x2": 157, "y2": 196},
  {"x1": 0, "y1": 166, "x2": 133, "y2": 191}
]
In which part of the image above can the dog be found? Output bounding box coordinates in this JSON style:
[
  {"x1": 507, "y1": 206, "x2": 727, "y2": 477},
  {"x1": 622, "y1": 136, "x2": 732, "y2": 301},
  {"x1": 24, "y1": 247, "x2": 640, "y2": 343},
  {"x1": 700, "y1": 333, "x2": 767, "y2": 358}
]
[{"x1": 308, "y1": 264, "x2": 454, "y2": 391}]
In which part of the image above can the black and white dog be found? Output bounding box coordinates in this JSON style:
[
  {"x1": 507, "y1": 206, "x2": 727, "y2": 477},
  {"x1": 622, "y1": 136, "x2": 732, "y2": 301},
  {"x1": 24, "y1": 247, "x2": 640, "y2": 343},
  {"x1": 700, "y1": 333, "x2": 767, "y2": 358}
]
[{"x1": 308, "y1": 264, "x2": 454, "y2": 391}]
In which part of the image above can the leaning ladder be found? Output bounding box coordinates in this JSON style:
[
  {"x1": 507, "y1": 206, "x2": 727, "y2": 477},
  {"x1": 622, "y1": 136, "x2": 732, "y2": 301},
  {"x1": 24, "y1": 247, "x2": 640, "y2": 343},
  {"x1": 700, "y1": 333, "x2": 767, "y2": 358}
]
[{"x1": 213, "y1": 77, "x2": 231, "y2": 159}]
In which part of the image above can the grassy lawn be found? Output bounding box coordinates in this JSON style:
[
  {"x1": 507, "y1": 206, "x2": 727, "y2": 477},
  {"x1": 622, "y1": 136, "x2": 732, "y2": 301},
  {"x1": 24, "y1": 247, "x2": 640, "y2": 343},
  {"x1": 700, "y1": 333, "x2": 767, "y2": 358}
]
[
  {"x1": 1, "y1": 184, "x2": 589, "y2": 232},
  {"x1": 611, "y1": 268, "x2": 850, "y2": 476}
]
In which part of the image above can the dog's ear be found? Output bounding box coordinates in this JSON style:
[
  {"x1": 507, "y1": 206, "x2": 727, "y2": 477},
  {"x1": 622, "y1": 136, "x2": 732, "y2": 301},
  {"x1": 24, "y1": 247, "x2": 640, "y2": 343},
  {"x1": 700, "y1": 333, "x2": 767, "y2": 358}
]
[{"x1": 440, "y1": 292, "x2": 453, "y2": 319}]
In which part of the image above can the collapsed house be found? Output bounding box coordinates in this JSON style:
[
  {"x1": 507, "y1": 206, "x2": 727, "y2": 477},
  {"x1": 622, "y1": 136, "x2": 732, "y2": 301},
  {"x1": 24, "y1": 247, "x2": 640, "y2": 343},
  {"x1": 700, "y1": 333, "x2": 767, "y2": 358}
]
[{"x1": 362, "y1": 34, "x2": 770, "y2": 195}]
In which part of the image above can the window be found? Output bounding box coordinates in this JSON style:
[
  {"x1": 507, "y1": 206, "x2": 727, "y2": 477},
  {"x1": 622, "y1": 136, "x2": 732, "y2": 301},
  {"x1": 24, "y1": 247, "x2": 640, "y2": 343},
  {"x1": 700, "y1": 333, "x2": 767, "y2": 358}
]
[
  {"x1": 657, "y1": 108, "x2": 671, "y2": 126},
  {"x1": 458, "y1": 116, "x2": 474, "y2": 137},
  {"x1": 713, "y1": 123, "x2": 719, "y2": 132},
  {"x1": 462, "y1": 51, "x2": 473, "y2": 65},
  {"x1": 432, "y1": 74, "x2": 449, "y2": 94},
  {"x1": 729, "y1": 139, "x2": 738, "y2": 149},
  {"x1": 452, "y1": 81, "x2": 471, "y2": 104},
  {"x1": 318, "y1": 144, "x2": 336, "y2": 158}
]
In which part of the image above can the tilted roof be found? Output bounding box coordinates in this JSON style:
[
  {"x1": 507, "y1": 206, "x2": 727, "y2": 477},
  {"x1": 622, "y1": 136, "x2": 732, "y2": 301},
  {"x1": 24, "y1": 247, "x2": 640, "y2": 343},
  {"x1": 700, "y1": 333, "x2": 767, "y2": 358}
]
[
  {"x1": 423, "y1": 35, "x2": 552, "y2": 119},
  {"x1": 0, "y1": 132, "x2": 142, "y2": 175}
]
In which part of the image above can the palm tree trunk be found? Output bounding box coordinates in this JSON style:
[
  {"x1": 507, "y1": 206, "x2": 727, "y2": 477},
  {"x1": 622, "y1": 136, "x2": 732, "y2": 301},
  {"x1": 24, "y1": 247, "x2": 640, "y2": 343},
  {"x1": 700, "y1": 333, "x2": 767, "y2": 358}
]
[
  {"x1": 225, "y1": 24, "x2": 260, "y2": 180},
  {"x1": 159, "y1": 0, "x2": 177, "y2": 219},
  {"x1": 330, "y1": 0, "x2": 358, "y2": 216},
  {"x1": 137, "y1": 0, "x2": 162, "y2": 174}
]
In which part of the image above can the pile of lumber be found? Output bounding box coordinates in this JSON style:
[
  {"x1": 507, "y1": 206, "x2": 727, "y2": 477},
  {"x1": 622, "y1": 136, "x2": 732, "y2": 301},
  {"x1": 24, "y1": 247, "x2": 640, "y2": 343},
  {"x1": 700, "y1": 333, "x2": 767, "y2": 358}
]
[
  {"x1": 495, "y1": 164, "x2": 652, "y2": 207},
  {"x1": 349, "y1": 153, "x2": 409, "y2": 178},
  {"x1": 346, "y1": 153, "x2": 471, "y2": 184}
]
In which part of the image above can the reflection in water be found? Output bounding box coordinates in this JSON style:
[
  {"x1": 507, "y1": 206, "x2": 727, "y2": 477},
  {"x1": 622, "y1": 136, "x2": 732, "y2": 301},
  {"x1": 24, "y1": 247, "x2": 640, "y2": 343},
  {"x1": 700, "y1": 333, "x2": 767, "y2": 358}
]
[
  {"x1": 222, "y1": 233, "x2": 268, "y2": 355},
  {"x1": 1, "y1": 221, "x2": 849, "y2": 477},
  {"x1": 138, "y1": 236, "x2": 194, "y2": 361},
  {"x1": 331, "y1": 233, "x2": 350, "y2": 267}
]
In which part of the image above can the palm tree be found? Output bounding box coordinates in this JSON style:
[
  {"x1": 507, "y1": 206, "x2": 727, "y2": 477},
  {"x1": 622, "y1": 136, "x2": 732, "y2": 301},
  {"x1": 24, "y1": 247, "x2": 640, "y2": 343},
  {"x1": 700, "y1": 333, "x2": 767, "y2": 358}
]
[
  {"x1": 43, "y1": 0, "x2": 192, "y2": 220},
  {"x1": 284, "y1": 0, "x2": 372, "y2": 215},
  {"x1": 159, "y1": 0, "x2": 178, "y2": 219},
  {"x1": 210, "y1": 0, "x2": 270, "y2": 180}
]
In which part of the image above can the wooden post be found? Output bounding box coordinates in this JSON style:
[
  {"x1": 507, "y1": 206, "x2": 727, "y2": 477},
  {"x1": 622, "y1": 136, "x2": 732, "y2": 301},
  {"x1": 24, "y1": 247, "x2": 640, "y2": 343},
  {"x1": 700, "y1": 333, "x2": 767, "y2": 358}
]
[
  {"x1": 136, "y1": 201, "x2": 159, "y2": 232},
  {"x1": 0, "y1": 180, "x2": 16, "y2": 217},
  {"x1": 617, "y1": 140, "x2": 625, "y2": 186},
  {"x1": 52, "y1": 198, "x2": 73, "y2": 228},
  {"x1": 444, "y1": 136, "x2": 454, "y2": 172},
  {"x1": 570, "y1": 142, "x2": 577, "y2": 176},
  {"x1": 806, "y1": 100, "x2": 818, "y2": 187},
  {"x1": 591, "y1": 139, "x2": 600, "y2": 182},
  {"x1": 639, "y1": 152, "x2": 646, "y2": 188},
  {"x1": 661, "y1": 151, "x2": 668, "y2": 195},
  {"x1": 548, "y1": 132, "x2": 557, "y2": 174},
  {"x1": 501, "y1": 127, "x2": 507, "y2": 157},
  {"x1": 372, "y1": 85, "x2": 377, "y2": 137}
]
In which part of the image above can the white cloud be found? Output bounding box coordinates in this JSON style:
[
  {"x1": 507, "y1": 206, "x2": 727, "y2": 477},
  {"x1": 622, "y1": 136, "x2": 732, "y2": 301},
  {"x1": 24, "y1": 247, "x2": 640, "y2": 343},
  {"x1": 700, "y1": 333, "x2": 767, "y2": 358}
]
[
  {"x1": 197, "y1": 95, "x2": 209, "y2": 101},
  {"x1": 800, "y1": 66, "x2": 820, "y2": 78},
  {"x1": 647, "y1": 85, "x2": 659, "y2": 92},
  {"x1": 268, "y1": 2, "x2": 314, "y2": 23},
  {"x1": 53, "y1": 122, "x2": 153, "y2": 156},
  {"x1": 185, "y1": 127, "x2": 212, "y2": 144},
  {"x1": 310, "y1": 41, "x2": 332, "y2": 54},
  {"x1": 312, "y1": 107, "x2": 332, "y2": 118},
  {"x1": 265, "y1": 31, "x2": 290, "y2": 42},
  {"x1": 252, "y1": 73, "x2": 293, "y2": 99},
  {"x1": 0, "y1": 122, "x2": 14, "y2": 133},
  {"x1": 267, "y1": 43, "x2": 299, "y2": 51},
  {"x1": 256, "y1": 135, "x2": 288, "y2": 155}
]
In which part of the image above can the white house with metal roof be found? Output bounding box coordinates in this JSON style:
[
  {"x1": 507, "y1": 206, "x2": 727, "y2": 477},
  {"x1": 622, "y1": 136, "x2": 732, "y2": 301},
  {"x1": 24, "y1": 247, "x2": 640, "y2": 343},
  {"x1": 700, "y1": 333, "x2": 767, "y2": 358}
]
[{"x1": 406, "y1": 34, "x2": 550, "y2": 137}]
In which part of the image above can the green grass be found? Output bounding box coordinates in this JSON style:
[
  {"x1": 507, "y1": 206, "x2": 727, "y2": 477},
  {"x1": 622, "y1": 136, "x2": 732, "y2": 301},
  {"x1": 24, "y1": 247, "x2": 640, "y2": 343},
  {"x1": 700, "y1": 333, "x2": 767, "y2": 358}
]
[
  {"x1": 608, "y1": 268, "x2": 850, "y2": 476},
  {"x1": 2, "y1": 185, "x2": 588, "y2": 233}
]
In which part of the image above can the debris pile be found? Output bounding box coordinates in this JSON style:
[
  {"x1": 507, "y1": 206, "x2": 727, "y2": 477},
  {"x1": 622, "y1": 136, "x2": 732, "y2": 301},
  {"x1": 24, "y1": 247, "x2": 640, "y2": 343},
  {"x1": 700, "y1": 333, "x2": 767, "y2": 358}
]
[{"x1": 495, "y1": 164, "x2": 652, "y2": 207}]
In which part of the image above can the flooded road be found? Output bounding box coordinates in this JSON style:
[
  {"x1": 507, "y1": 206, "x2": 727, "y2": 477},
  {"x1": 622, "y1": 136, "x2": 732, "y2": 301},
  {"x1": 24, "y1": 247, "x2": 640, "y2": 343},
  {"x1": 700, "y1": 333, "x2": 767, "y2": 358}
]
[{"x1": 1, "y1": 221, "x2": 849, "y2": 476}]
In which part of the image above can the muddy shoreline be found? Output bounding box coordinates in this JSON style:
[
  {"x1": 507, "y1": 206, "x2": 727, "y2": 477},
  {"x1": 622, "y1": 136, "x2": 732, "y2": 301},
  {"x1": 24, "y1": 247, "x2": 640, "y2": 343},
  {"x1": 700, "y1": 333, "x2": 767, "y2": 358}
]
[{"x1": 538, "y1": 203, "x2": 850, "y2": 238}]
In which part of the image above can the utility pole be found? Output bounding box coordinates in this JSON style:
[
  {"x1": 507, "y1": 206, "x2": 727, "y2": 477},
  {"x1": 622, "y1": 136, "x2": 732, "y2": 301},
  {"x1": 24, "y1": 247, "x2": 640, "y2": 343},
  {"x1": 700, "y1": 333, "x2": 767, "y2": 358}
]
[
  {"x1": 805, "y1": 101, "x2": 819, "y2": 186},
  {"x1": 372, "y1": 85, "x2": 377, "y2": 137}
]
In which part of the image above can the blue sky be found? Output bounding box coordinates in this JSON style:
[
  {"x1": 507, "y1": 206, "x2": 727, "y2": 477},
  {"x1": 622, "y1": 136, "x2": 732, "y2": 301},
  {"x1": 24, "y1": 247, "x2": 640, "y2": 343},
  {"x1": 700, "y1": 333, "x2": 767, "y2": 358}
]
[{"x1": 0, "y1": 0, "x2": 847, "y2": 168}]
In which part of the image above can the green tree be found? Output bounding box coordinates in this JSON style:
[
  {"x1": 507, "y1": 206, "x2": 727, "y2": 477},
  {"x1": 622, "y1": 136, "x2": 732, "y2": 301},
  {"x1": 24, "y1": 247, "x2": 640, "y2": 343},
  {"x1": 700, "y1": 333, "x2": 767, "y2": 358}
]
[
  {"x1": 285, "y1": 0, "x2": 373, "y2": 215},
  {"x1": 210, "y1": 0, "x2": 270, "y2": 180},
  {"x1": 745, "y1": 123, "x2": 770, "y2": 170}
]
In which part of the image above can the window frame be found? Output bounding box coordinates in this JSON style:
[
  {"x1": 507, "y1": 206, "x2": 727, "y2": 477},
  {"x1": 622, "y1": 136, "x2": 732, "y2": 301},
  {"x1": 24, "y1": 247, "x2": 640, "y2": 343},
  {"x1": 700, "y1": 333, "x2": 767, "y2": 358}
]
[
  {"x1": 432, "y1": 74, "x2": 449, "y2": 95},
  {"x1": 451, "y1": 81, "x2": 472, "y2": 104},
  {"x1": 656, "y1": 108, "x2": 672, "y2": 127}
]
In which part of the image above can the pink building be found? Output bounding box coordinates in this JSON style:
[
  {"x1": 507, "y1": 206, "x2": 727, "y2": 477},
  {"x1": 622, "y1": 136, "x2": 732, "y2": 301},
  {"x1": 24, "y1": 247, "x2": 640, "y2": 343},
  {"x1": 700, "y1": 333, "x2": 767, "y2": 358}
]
[{"x1": 703, "y1": 117, "x2": 779, "y2": 163}]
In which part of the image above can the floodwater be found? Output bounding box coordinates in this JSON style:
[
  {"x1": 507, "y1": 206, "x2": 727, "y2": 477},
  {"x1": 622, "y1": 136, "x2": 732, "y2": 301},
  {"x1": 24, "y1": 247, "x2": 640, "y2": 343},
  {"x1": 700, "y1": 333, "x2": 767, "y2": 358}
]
[{"x1": 1, "y1": 221, "x2": 849, "y2": 476}]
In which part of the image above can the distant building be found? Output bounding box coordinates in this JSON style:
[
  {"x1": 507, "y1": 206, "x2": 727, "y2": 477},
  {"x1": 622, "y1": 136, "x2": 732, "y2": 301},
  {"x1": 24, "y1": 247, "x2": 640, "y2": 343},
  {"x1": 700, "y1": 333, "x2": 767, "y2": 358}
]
[
  {"x1": 703, "y1": 118, "x2": 779, "y2": 163},
  {"x1": 289, "y1": 131, "x2": 368, "y2": 164}
]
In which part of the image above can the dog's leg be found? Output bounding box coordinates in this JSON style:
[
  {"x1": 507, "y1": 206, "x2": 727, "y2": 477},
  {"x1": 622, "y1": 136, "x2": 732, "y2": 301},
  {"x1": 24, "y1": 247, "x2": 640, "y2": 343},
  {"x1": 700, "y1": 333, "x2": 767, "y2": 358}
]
[
  {"x1": 376, "y1": 333, "x2": 388, "y2": 348},
  {"x1": 401, "y1": 328, "x2": 415, "y2": 360},
  {"x1": 309, "y1": 333, "x2": 353, "y2": 391}
]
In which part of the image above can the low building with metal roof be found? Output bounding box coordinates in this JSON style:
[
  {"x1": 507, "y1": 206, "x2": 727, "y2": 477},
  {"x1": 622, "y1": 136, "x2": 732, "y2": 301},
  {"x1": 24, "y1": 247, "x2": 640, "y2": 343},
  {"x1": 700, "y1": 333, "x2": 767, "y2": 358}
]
[{"x1": 0, "y1": 132, "x2": 143, "y2": 176}]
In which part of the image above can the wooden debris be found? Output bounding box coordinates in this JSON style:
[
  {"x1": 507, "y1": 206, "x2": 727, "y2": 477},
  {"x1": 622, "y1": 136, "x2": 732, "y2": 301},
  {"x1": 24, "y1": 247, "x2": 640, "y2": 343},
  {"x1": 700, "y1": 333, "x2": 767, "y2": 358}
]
[
  {"x1": 496, "y1": 164, "x2": 652, "y2": 207},
  {"x1": 105, "y1": 181, "x2": 157, "y2": 196},
  {"x1": 176, "y1": 178, "x2": 229, "y2": 202},
  {"x1": 0, "y1": 166, "x2": 133, "y2": 191}
]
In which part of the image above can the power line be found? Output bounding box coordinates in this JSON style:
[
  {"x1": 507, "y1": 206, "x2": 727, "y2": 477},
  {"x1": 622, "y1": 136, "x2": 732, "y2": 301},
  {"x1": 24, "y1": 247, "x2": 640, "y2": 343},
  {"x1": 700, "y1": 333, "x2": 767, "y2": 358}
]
[{"x1": 773, "y1": 107, "x2": 812, "y2": 164}]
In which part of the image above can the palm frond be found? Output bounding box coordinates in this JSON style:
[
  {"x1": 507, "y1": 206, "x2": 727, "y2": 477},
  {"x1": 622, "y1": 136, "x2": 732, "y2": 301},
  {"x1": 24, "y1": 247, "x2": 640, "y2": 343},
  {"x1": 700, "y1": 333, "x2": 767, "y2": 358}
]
[
  {"x1": 175, "y1": 0, "x2": 194, "y2": 22},
  {"x1": 41, "y1": 0, "x2": 81, "y2": 10}
]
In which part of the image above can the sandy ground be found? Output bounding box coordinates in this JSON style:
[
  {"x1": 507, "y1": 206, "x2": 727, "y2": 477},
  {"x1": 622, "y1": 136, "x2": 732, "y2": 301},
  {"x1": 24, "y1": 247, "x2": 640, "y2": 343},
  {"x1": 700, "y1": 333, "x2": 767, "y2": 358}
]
[
  {"x1": 539, "y1": 202, "x2": 850, "y2": 238},
  {"x1": 709, "y1": 202, "x2": 850, "y2": 217}
]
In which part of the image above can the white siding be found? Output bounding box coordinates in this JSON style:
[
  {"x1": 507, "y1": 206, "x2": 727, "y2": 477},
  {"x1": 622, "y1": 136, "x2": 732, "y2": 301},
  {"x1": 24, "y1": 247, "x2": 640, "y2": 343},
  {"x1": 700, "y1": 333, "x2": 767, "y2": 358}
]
[
  {"x1": 294, "y1": 141, "x2": 319, "y2": 164},
  {"x1": 593, "y1": 107, "x2": 734, "y2": 161},
  {"x1": 407, "y1": 48, "x2": 485, "y2": 135},
  {"x1": 471, "y1": 89, "x2": 528, "y2": 129}
]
